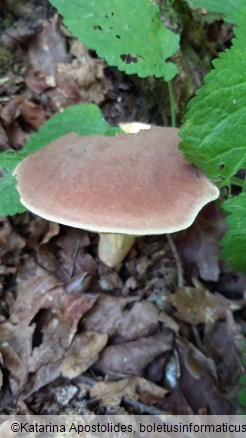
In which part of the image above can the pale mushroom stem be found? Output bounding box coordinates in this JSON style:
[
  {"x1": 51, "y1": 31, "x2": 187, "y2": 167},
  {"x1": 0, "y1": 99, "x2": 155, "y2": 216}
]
[{"x1": 98, "y1": 233, "x2": 136, "y2": 267}]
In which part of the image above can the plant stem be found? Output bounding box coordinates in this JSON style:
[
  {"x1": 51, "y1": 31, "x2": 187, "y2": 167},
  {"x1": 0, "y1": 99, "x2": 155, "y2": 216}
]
[
  {"x1": 218, "y1": 176, "x2": 244, "y2": 189},
  {"x1": 167, "y1": 80, "x2": 176, "y2": 128},
  {"x1": 230, "y1": 176, "x2": 244, "y2": 188}
]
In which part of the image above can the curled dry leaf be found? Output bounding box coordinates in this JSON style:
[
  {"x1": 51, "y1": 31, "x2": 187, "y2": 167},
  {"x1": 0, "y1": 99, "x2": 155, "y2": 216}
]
[
  {"x1": 166, "y1": 279, "x2": 241, "y2": 328},
  {"x1": 95, "y1": 331, "x2": 173, "y2": 379},
  {"x1": 83, "y1": 294, "x2": 159, "y2": 341},
  {"x1": 90, "y1": 376, "x2": 167, "y2": 407},
  {"x1": 62, "y1": 331, "x2": 108, "y2": 379}
]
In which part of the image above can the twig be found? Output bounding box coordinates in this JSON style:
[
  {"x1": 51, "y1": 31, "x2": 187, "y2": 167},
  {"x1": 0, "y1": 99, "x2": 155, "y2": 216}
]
[
  {"x1": 77, "y1": 375, "x2": 167, "y2": 415},
  {"x1": 166, "y1": 234, "x2": 184, "y2": 288},
  {"x1": 167, "y1": 81, "x2": 176, "y2": 128},
  {"x1": 122, "y1": 397, "x2": 167, "y2": 415}
]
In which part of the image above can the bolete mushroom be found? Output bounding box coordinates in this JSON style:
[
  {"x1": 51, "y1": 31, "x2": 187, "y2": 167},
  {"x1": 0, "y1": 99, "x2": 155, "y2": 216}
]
[{"x1": 13, "y1": 125, "x2": 219, "y2": 267}]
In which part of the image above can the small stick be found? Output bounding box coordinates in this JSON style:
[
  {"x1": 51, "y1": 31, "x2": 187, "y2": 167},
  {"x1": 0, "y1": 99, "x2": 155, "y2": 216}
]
[
  {"x1": 166, "y1": 234, "x2": 184, "y2": 288},
  {"x1": 77, "y1": 375, "x2": 167, "y2": 415},
  {"x1": 122, "y1": 397, "x2": 167, "y2": 415}
]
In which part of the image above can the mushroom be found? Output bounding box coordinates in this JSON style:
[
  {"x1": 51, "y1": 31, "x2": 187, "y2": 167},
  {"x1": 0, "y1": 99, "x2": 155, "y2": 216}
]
[{"x1": 13, "y1": 125, "x2": 219, "y2": 267}]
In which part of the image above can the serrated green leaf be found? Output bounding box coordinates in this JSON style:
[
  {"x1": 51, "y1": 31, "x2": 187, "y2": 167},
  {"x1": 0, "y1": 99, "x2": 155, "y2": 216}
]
[
  {"x1": 179, "y1": 3, "x2": 246, "y2": 188},
  {"x1": 220, "y1": 192, "x2": 246, "y2": 273},
  {"x1": 49, "y1": 0, "x2": 179, "y2": 81},
  {"x1": 187, "y1": 0, "x2": 244, "y2": 23},
  {"x1": 0, "y1": 104, "x2": 121, "y2": 217}
]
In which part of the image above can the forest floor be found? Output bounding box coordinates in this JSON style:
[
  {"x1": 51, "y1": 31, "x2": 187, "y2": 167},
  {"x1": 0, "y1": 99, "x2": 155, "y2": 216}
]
[{"x1": 0, "y1": 0, "x2": 245, "y2": 416}]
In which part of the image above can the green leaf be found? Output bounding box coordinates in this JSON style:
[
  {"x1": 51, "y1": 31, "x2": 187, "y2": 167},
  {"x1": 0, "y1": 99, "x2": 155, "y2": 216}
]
[
  {"x1": 187, "y1": 0, "x2": 244, "y2": 23},
  {"x1": 179, "y1": 3, "x2": 246, "y2": 188},
  {"x1": 0, "y1": 153, "x2": 26, "y2": 216},
  {"x1": 220, "y1": 192, "x2": 246, "y2": 273},
  {"x1": 23, "y1": 103, "x2": 120, "y2": 155},
  {"x1": 238, "y1": 388, "x2": 246, "y2": 411},
  {"x1": 0, "y1": 104, "x2": 121, "y2": 217},
  {"x1": 238, "y1": 343, "x2": 246, "y2": 413},
  {"x1": 49, "y1": 0, "x2": 179, "y2": 81}
]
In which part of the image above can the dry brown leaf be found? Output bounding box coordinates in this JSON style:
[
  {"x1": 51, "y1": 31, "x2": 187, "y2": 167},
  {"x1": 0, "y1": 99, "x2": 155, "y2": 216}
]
[
  {"x1": 58, "y1": 40, "x2": 111, "y2": 104},
  {"x1": 56, "y1": 229, "x2": 95, "y2": 281},
  {"x1": 26, "y1": 15, "x2": 68, "y2": 92},
  {"x1": 166, "y1": 279, "x2": 241, "y2": 328},
  {"x1": 5, "y1": 122, "x2": 28, "y2": 149},
  {"x1": 176, "y1": 338, "x2": 233, "y2": 414},
  {"x1": 0, "y1": 121, "x2": 8, "y2": 151},
  {"x1": 161, "y1": 386, "x2": 194, "y2": 414},
  {"x1": 204, "y1": 311, "x2": 244, "y2": 390},
  {"x1": 56, "y1": 229, "x2": 90, "y2": 253},
  {"x1": 95, "y1": 331, "x2": 173, "y2": 379},
  {"x1": 83, "y1": 294, "x2": 159, "y2": 341},
  {"x1": 29, "y1": 293, "x2": 98, "y2": 372},
  {"x1": 177, "y1": 203, "x2": 227, "y2": 281},
  {"x1": 62, "y1": 331, "x2": 108, "y2": 378},
  {"x1": 21, "y1": 360, "x2": 63, "y2": 399},
  {"x1": 90, "y1": 376, "x2": 167, "y2": 407},
  {"x1": 158, "y1": 311, "x2": 180, "y2": 333},
  {"x1": 25, "y1": 64, "x2": 52, "y2": 94},
  {"x1": 0, "y1": 321, "x2": 35, "y2": 394},
  {"x1": 0, "y1": 72, "x2": 24, "y2": 100},
  {"x1": 1, "y1": 14, "x2": 39, "y2": 48},
  {"x1": 38, "y1": 221, "x2": 60, "y2": 246},
  {"x1": 46, "y1": 67, "x2": 81, "y2": 111},
  {"x1": 1, "y1": 95, "x2": 46, "y2": 130},
  {"x1": 98, "y1": 269, "x2": 124, "y2": 291},
  {"x1": 65, "y1": 272, "x2": 92, "y2": 294},
  {"x1": 0, "y1": 218, "x2": 25, "y2": 258},
  {"x1": 10, "y1": 262, "x2": 63, "y2": 325}
]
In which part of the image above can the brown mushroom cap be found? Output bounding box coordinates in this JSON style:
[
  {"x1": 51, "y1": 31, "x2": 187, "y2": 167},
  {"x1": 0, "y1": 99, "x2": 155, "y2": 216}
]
[{"x1": 13, "y1": 127, "x2": 219, "y2": 235}]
